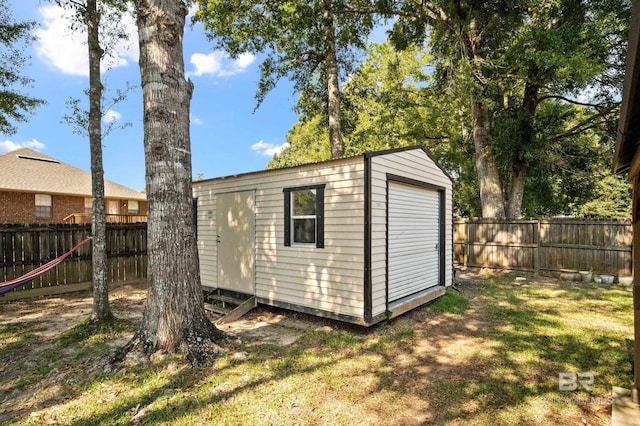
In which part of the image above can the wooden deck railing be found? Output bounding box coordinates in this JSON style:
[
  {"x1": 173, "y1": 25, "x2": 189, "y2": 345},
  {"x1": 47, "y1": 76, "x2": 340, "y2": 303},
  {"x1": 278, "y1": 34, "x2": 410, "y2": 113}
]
[{"x1": 64, "y1": 213, "x2": 147, "y2": 224}]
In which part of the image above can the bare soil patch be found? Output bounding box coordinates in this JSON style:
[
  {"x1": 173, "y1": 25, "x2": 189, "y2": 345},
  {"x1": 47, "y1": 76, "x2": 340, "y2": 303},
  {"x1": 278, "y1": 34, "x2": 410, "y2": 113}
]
[
  {"x1": 0, "y1": 280, "x2": 147, "y2": 336},
  {"x1": 0, "y1": 280, "x2": 331, "y2": 349}
]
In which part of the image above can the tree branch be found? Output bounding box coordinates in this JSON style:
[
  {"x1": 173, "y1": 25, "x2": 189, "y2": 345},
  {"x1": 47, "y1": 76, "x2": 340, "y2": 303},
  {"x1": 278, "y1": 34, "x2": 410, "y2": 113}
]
[
  {"x1": 538, "y1": 94, "x2": 619, "y2": 110},
  {"x1": 550, "y1": 107, "x2": 618, "y2": 141}
]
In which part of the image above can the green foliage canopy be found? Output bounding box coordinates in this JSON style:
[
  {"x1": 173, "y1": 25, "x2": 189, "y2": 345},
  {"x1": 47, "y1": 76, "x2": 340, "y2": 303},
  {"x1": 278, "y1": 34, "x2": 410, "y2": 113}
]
[
  {"x1": 378, "y1": 0, "x2": 630, "y2": 218},
  {"x1": 274, "y1": 39, "x2": 631, "y2": 218},
  {"x1": 193, "y1": 0, "x2": 375, "y2": 109},
  {"x1": 0, "y1": 0, "x2": 45, "y2": 135}
]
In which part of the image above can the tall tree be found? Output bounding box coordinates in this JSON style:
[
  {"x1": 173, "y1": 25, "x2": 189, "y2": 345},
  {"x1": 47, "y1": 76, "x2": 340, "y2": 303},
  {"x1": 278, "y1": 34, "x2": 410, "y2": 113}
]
[
  {"x1": 382, "y1": 0, "x2": 629, "y2": 218},
  {"x1": 86, "y1": 0, "x2": 112, "y2": 322},
  {"x1": 193, "y1": 0, "x2": 375, "y2": 158},
  {"x1": 55, "y1": 0, "x2": 131, "y2": 322},
  {"x1": 0, "y1": 0, "x2": 45, "y2": 135},
  {"x1": 268, "y1": 115, "x2": 331, "y2": 169},
  {"x1": 277, "y1": 40, "x2": 629, "y2": 218},
  {"x1": 273, "y1": 42, "x2": 480, "y2": 214},
  {"x1": 116, "y1": 0, "x2": 224, "y2": 363}
]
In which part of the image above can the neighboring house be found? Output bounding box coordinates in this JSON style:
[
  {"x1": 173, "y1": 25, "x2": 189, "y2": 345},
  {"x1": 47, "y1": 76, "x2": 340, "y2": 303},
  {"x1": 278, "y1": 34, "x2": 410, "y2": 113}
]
[
  {"x1": 613, "y1": 1, "x2": 640, "y2": 404},
  {"x1": 0, "y1": 148, "x2": 147, "y2": 224},
  {"x1": 193, "y1": 146, "x2": 453, "y2": 326}
]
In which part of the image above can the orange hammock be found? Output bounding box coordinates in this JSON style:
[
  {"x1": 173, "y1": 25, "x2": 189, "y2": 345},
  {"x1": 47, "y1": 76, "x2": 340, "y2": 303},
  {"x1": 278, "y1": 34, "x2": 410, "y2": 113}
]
[{"x1": 0, "y1": 237, "x2": 92, "y2": 296}]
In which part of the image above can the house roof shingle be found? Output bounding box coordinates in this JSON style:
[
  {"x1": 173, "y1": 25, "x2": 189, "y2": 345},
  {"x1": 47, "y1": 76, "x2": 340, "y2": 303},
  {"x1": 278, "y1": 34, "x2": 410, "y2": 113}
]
[{"x1": 0, "y1": 148, "x2": 146, "y2": 200}]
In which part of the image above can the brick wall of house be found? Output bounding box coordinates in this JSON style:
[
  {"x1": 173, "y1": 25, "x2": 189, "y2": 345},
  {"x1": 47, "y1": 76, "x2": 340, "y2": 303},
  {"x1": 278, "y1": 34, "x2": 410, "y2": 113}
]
[
  {"x1": 0, "y1": 191, "x2": 148, "y2": 224},
  {"x1": 0, "y1": 191, "x2": 85, "y2": 224},
  {"x1": 53, "y1": 195, "x2": 86, "y2": 222}
]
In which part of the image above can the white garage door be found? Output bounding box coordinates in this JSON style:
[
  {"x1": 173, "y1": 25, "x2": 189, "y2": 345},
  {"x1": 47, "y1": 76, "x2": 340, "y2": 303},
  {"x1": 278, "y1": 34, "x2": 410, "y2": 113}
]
[{"x1": 388, "y1": 181, "x2": 441, "y2": 302}]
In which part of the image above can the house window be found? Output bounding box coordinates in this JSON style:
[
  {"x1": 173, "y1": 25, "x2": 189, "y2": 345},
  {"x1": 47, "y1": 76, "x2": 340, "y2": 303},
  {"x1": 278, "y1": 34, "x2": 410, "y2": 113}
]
[
  {"x1": 107, "y1": 200, "x2": 119, "y2": 215},
  {"x1": 84, "y1": 198, "x2": 92, "y2": 214},
  {"x1": 35, "y1": 194, "x2": 52, "y2": 218},
  {"x1": 128, "y1": 200, "x2": 139, "y2": 214},
  {"x1": 283, "y1": 184, "x2": 325, "y2": 248}
]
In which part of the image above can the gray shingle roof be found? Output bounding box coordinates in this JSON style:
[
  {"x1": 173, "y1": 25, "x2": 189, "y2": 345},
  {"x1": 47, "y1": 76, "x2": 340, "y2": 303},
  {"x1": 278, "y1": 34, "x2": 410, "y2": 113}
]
[{"x1": 0, "y1": 148, "x2": 146, "y2": 200}]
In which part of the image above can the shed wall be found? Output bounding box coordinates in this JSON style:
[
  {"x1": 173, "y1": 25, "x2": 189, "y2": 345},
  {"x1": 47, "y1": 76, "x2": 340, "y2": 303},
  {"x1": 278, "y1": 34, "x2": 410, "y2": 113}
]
[
  {"x1": 370, "y1": 150, "x2": 453, "y2": 317},
  {"x1": 194, "y1": 157, "x2": 367, "y2": 319}
]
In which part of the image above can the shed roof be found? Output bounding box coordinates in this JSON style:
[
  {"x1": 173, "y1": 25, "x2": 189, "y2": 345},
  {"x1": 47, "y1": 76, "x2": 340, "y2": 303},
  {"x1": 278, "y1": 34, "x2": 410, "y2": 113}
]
[
  {"x1": 0, "y1": 148, "x2": 146, "y2": 200},
  {"x1": 197, "y1": 145, "x2": 452, "y2": 184},
  {"x1": 614, "y1": 1, "x2": 640, "y2": 174}
]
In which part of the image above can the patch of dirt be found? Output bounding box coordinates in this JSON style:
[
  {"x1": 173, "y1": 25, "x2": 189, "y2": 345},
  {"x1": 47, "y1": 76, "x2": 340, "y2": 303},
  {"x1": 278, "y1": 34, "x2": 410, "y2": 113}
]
[
  {"x1": 0, "y1": 280, "x2": 333, "y2": 351},
  {"x1": 216, "y1": 306, "x2": 342, "y2": 346},
  {"x1": 0, "y1": 280, "x2": 148, "y2": 339}
]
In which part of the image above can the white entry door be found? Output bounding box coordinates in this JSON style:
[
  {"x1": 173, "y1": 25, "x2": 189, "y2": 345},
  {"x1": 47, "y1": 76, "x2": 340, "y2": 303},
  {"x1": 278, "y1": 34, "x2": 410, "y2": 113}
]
[
  {"x1": 216, "y1": 191, "x2": 255, "y2": 294},
  {"x1": 388, "y1": 181, "x2": 441, "y2": 302}
]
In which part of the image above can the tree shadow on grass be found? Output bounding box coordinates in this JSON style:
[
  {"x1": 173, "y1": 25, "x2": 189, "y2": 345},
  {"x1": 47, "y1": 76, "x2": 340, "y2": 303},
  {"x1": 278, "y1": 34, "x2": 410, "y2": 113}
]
[
  {"x1": 0, "y1": 318, "x2": 142, "y2": 424},
  {"x1": 365, "y1": 277, "x2": 633, "y2": 424},
  {"x1": 0, "y1": 320, "x2": 63, "y2": 422},
  {"x1": 54, "y1": 339, "x2": 353, "y2": 425},
  {"x1": 1, "y1": 276, "x2": 634, "y2": 425}
]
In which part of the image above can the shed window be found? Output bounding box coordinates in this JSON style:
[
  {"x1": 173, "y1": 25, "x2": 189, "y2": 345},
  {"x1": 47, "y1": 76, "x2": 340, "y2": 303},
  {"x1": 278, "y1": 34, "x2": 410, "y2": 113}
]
[
  {"x1": 284, "y1": 184, "x2": 325, "y2": 248},
  {"x1": 35, "y1": 194, "x2": 52, "y2": 218}
]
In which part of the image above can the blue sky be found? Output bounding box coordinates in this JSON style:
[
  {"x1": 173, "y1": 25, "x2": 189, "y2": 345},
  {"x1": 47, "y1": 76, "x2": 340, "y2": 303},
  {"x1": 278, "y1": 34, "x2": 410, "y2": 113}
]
[{"x1": 2, "y1": 1, "x2": 302, "y2": 192}]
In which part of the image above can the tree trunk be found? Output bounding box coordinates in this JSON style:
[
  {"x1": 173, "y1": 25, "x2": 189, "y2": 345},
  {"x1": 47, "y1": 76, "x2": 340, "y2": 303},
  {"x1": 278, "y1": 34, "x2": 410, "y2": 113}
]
[
  {"x1": 506, "y1": 160, "x2": 527, "y2": 218},
  {"x1": 323, "y1": 0, "x2": 344, "y2": 158},
  {"x1": 505, "y1": 81, "x2": 539, "y2": 218},
  {"x1": 471, "y1": 97, "x2": 505, "y2": 218},
  {"x1": 88, "y1": 0, "x2": 113, "y2": 322},
  {"x1": 117, "y1": 0, "x2": 224, "y2": 364},
  {"x1": 458, "y1": 17, "x2": 506, "y2": 218}
]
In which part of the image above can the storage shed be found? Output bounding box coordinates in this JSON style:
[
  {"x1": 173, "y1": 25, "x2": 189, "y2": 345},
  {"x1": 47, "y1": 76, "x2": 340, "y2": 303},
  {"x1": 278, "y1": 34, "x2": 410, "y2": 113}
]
[{"x1": 193, "y1": 146, "x2": 453, "y2": 326}]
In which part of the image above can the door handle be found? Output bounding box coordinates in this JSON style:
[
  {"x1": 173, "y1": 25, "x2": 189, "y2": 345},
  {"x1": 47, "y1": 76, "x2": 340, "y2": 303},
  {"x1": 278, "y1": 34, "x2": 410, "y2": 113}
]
[
  {"x1": 216, "y1": 235, "x2": 221, "y2": 243},
  {"x1": 435, "y1": 243, "x2": 439, "y2": 251}
]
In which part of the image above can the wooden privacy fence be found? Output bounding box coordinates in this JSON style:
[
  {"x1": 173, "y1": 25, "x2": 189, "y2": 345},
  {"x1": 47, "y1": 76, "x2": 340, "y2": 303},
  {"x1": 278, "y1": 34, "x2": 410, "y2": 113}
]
[
  {"x1": 0, "y1": 223, "x2": 147, "y2": 298},
  {"x1": 454, "y1": 218, "x2": 633, "y2": 276}
]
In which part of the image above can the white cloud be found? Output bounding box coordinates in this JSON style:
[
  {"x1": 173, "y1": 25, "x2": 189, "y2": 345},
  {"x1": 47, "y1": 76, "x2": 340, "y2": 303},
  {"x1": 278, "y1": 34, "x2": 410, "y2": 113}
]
[
  {"x1": 189, "y1": 52, "x2": 224, "y2": 77},
  {"x1": 190, "y1": 114, "x2": 203, "y2": 125},
  {"x1": 0, "y1": 139, "x2": 46, "y2": 153},
  {"x1": 251, "y1": 140, "x2": 289, "y2": 157},
  {"x1": 234, "y1": 52, "x2": 256, "y2": 71},
  {"x1": 34, "y1": 5, "x2": 138, "y2": 77},
  {"x1": 187, "y1": 51, "x2": 255, "y2": 78},
  {"x1": 103, "y1": 109, "x2": 121, "y2": 124}
]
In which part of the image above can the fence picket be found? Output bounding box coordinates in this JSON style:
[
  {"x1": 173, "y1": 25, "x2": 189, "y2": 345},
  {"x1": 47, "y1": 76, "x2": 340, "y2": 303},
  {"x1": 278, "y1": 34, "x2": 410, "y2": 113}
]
[
  {"x1": 454, "y1": 218, "x2": 632, "y2": 276},
  {"x1": 0, "y1": 223, "x2": 147, "y2": 298}
]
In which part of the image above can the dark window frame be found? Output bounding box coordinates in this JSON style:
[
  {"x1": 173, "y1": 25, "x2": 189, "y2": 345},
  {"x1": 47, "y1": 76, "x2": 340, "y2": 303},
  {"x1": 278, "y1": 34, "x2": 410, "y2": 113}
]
[{"x1": 283, "y1": 184, "x2": 325, "y2": 248}]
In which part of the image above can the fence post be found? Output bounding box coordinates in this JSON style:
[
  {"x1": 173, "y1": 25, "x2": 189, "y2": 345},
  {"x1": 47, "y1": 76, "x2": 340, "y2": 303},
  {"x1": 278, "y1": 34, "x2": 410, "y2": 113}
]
[
  {"x1": 535, "y1": 219, "x2": 541, "y2": 273},
  {"x1": 465, "y1": 220, "x2": 469, "y2": 267}
]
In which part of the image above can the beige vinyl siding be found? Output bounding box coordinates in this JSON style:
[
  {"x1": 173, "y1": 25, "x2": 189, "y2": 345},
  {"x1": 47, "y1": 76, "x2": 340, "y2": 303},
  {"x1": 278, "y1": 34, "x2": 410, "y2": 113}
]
[
  {"x1": 370, "y1": 149, "x2": 453, "y2": 317},
  {"x1": 194, "y1": 157, "x2": 366, "y2": 318}
]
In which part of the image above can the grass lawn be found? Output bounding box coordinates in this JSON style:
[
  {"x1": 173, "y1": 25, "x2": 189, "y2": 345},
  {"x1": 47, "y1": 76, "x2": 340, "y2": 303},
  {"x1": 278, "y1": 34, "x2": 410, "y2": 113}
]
[{"x1": 0, "y1": 272, "x2": 634, "y2": 425}]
